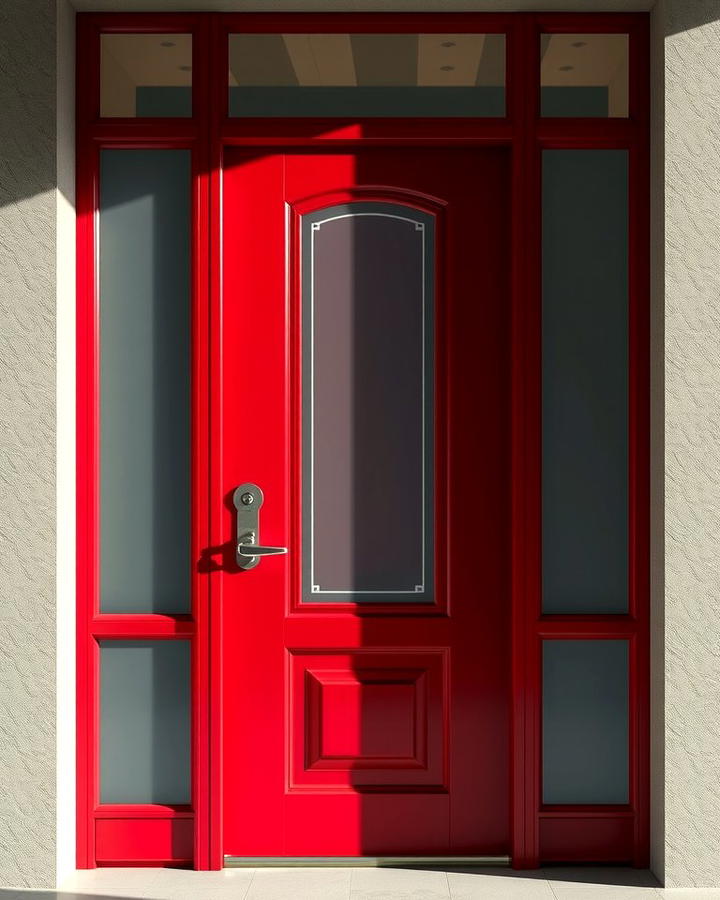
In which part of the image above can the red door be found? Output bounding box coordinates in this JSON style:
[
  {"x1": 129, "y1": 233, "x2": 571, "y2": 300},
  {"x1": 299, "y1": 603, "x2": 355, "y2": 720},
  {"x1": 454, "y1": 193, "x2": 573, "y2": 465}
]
[{"x1": 220, "y1": 147, "x2": 510, "y2": 858}]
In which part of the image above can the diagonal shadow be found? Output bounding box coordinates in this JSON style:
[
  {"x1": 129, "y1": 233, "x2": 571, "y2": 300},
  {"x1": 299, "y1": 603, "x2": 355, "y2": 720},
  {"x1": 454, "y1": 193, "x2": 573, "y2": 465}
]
[{"x1": 663, "y1": 0, "x2": 720, "y2": 36}]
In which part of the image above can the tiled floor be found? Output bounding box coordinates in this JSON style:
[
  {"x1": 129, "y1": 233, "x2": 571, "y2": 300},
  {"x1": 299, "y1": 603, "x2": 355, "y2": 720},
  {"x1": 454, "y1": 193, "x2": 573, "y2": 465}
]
[{"x1": 0, "y1": 867, "x2": 719, "y2": 900}]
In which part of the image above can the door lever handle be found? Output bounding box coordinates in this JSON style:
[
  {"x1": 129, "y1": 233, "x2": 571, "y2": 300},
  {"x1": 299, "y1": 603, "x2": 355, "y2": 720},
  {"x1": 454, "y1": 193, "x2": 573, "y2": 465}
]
[
  {"x1": 233, "y1": 483, "x2": 287, "y2": 570},
  {"x1": 237, "y1": 533, "x2": 288, "y2": 558}
]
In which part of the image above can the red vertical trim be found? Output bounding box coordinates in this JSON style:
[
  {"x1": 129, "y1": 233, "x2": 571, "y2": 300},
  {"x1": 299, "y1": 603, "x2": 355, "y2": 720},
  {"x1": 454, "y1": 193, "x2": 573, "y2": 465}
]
[
  {"x1": 510, "y1": 13, "x2": 542, "y2": 870},
  {"x1": 191, "y1": 16, "x2": 212, "y2": 872},
  {"x1": 76, "y1": 15, "x2": 98, "y2": 868},
  {"x1": 207, "y1": 12, "x2": 225, "y2": 871}
]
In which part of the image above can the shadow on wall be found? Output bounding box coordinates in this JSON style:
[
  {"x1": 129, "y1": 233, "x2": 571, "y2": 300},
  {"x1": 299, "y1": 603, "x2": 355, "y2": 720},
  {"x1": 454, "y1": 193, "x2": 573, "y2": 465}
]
[
  {"x1": 0, "y1": 0, "x2": 59, "y2": 209},
  {"x1": 663, "y1": 0, "x2": 720, "y2": 36}
]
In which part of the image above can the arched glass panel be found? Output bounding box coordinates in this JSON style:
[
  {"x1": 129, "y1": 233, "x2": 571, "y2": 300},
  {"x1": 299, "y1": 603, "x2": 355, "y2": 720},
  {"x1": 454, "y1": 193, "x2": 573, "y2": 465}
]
[{"x1": 301, "y1": 203, "x2": 435, "y2": 604}]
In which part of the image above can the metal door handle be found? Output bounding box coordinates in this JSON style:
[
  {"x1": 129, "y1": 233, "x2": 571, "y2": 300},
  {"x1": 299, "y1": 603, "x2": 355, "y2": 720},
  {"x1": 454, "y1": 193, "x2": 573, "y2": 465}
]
[
  {"x1": 233, "y1": 483, "x2": 287, "y2": 570},
  {"x1": 237, "y1": 533, "x2": 288, "y2": 558}
]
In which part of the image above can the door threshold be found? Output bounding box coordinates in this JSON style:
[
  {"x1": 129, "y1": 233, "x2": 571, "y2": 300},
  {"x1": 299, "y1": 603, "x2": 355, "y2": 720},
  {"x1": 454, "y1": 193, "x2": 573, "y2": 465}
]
[{"x1": 224, "y1": 856, "x2": 510, "y2": 867}]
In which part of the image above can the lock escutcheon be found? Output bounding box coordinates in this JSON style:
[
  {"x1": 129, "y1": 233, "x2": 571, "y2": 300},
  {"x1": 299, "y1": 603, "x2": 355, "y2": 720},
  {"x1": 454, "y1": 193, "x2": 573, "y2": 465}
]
[{"x1": 232, "y1": 483, "x2": 288, "y2": 570}]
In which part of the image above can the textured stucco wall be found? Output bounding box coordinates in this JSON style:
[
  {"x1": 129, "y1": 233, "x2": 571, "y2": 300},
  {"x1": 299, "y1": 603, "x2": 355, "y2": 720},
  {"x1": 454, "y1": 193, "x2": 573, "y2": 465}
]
[
  {"x1": 0, "y1": 0, "x2": 59, "y2": 889},
  {"x1": 659, "y1": 0, "x2": 720, "y2": 888},
  {"x1": 56, "y1": 0, "x2": 76, "y2": 886},
  {"x1": 649, "y1": 0, "x2": 665, "y2": 885}
]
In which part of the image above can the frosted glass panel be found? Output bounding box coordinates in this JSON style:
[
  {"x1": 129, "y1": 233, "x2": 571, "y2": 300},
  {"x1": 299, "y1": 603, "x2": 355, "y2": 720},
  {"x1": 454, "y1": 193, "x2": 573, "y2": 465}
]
[
  {"x1": 543, "y1": 640, "x2": 629, "y2": 804},
  {"x1": 100, "y1": 640, "x2": 191, "y2": 804},
  {"x1": 229, "y1": 33, "x2": 505, "y2": 116},
  {"x1": 302, "y1": 203, "x2": 434, "y2": 603},
  {"x1": 100, "y1": 150, "x2": 190, "y2": 613},
  {"x1": 542, "y1": 150, "x2": 628, "y2": 614}
]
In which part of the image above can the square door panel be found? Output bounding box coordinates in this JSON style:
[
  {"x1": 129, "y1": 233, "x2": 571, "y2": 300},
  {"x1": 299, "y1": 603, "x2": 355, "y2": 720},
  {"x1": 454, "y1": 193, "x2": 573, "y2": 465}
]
[{"x1": 289, "y1": 651, "x2": 447, "y2": 791}]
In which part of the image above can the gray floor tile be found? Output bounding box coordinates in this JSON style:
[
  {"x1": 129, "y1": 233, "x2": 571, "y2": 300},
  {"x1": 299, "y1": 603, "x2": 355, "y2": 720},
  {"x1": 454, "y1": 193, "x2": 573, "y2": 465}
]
[
  {"x1": 544, "y1": 869, "x2": 660, "y2": 888},
  {"x1": 55, "y1": 866, "x2": 720, "y2": 900},
  {"x1": 144, "y1": 868, "x2": 256, "y2": 900},
  {"x1": 60, "y1": 868, "x2": 168, "y2": 898},
  {"x1": 350, "y1": 866, "x2": 450, "y2": 900},
  {"x1": 245, "y1": 867, "x2": 352, "y2": 900},
  {"x1": 448, "y1": 867, "x2": 554, "y2": 899},
  {"x1": 546, "y1": 867, "x2": 661, "y2": 900}
]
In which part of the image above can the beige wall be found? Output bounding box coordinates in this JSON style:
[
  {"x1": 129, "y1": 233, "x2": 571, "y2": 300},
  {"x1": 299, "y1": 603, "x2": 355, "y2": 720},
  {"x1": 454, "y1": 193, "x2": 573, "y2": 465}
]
[
  {"x1": 653, "y1": 0, "x2": 720, "y2": 889},
  {"x1": 1, "y1": 0, "x2": 719, "y2": 889},
  {"x1": 0, "y1": 0, "x2": 63, "y2": 889}
]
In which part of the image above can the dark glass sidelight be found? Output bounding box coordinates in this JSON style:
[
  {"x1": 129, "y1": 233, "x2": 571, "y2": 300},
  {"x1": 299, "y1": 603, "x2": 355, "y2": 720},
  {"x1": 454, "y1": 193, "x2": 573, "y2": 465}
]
[
  {"x1": 543, "y1": 640, "x2": 629, "y2": 804},
  {"x1": 542, "y1": 150, "x2": 629, "y2": 615},
  {"x1": 100, "y1": 640, "x2": 191, "y2": 804},
  {"x1": 302, "y1": 203, "x2": 435, "y2": 603},
  {"x1": 99, "y1": 150, "x2": 191, "y2": 614}
]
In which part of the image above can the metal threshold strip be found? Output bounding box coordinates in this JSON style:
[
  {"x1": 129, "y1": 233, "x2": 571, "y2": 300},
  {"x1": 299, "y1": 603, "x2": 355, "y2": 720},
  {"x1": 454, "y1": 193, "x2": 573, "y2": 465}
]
[{"x1": 225, "y1": 856, "x2": 510, "y2": 867}]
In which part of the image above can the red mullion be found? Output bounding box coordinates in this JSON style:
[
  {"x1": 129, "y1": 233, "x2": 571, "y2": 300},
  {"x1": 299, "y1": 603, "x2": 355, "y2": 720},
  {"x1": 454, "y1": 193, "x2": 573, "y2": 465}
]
[
  {"x1": 628, "y1": 19, "x2": 650, "y2": 132},
  {"x1": 95, "y1": 805, "x2": 193, "y2": 819},
  {"x1": 191, "y1": 14, "x2": 213, "y2": 872},
  {"x1": 76, "y1": 130, "x2": 100, "y2": 869},
  {"x1": 88, "y1": 123, "x2": 199, "y2": 143},
  {"x1": 89, "y1": 639, "x2": 101, "y2": 849},
  {"x1": 510, "y1": 14, "x2": 541, "y2": 870},
  {"x1": 76, "y1": 16, "x2": 100, "y2": 864},
  {"x1": 537, "y1": 618, "x2": 638, "y2": 639},
  {"x1": 218, "y1": 12, "x2": 514, "y2": 33},
  {"x1": 78, "y1": 15, "x2": 101, "y2": 128},
  {"x1": 541, "y1": 806, "x2": 633, "y2": 817},
  {"x1": 82, "y1": 11, "x2": 202, "y2": 32},
  {"x1": 91, "y1": 616, "x2": 195, "y2": 638},
  {"x1": 218, "y1": 119, "x2": 513, "y2": 146},
  {"x1": 536, "y1": 121, "x2": 639, "y2": 146},
  {"x1": 207, "y1": 12, "x2": 224, "y2": 871},
  {"x1": 534, "y1": 12, "x2": 647, "y2": 32}
]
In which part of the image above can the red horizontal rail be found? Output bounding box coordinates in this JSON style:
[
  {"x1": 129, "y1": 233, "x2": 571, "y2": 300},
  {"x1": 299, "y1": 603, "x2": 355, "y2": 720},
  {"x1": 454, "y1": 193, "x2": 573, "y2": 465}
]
[
  {"x1": 90, "y1": 616, "x2": 195, "y2": 638},
  {"x1": 95, "y1": 805, "x2": 194, "y2": 819},
  {"x1": 540, "y1": 807, "x2": 633, "y2": 818},
  {"x1": 536, "y1": 617, "x2": 639, "y2": 638}
]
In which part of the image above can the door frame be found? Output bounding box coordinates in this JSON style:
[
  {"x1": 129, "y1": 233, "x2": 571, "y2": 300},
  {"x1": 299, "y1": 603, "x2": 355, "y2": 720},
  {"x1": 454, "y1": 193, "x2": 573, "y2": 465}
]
[{"x1": 76, "y1": 10, "x2": 650, "y2": 870}]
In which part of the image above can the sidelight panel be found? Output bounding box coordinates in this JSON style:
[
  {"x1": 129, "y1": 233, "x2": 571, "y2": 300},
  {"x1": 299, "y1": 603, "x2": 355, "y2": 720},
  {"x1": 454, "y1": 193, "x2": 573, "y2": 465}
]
[
  {"x1": 99, "y1": 640, "x2": 191, "y2": 804},
  {"x1": 99, "y1": 150, "x2": 191, "y2": 614},
  {"x1": 301, "y1": 203, "x2": 435, "y2": 604},
  {"x1": 542, "y1": 150, "x2": 629, "y2": 615},
  {"x1": 543, "y1": 640, "x2": 629, "y2": 805}
]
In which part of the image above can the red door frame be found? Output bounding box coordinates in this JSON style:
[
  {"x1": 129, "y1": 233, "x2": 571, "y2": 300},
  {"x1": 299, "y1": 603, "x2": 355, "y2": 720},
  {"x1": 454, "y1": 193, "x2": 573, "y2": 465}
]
[{"x1": 76, "y1": 11, "x2": 650, "y2": 870}]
